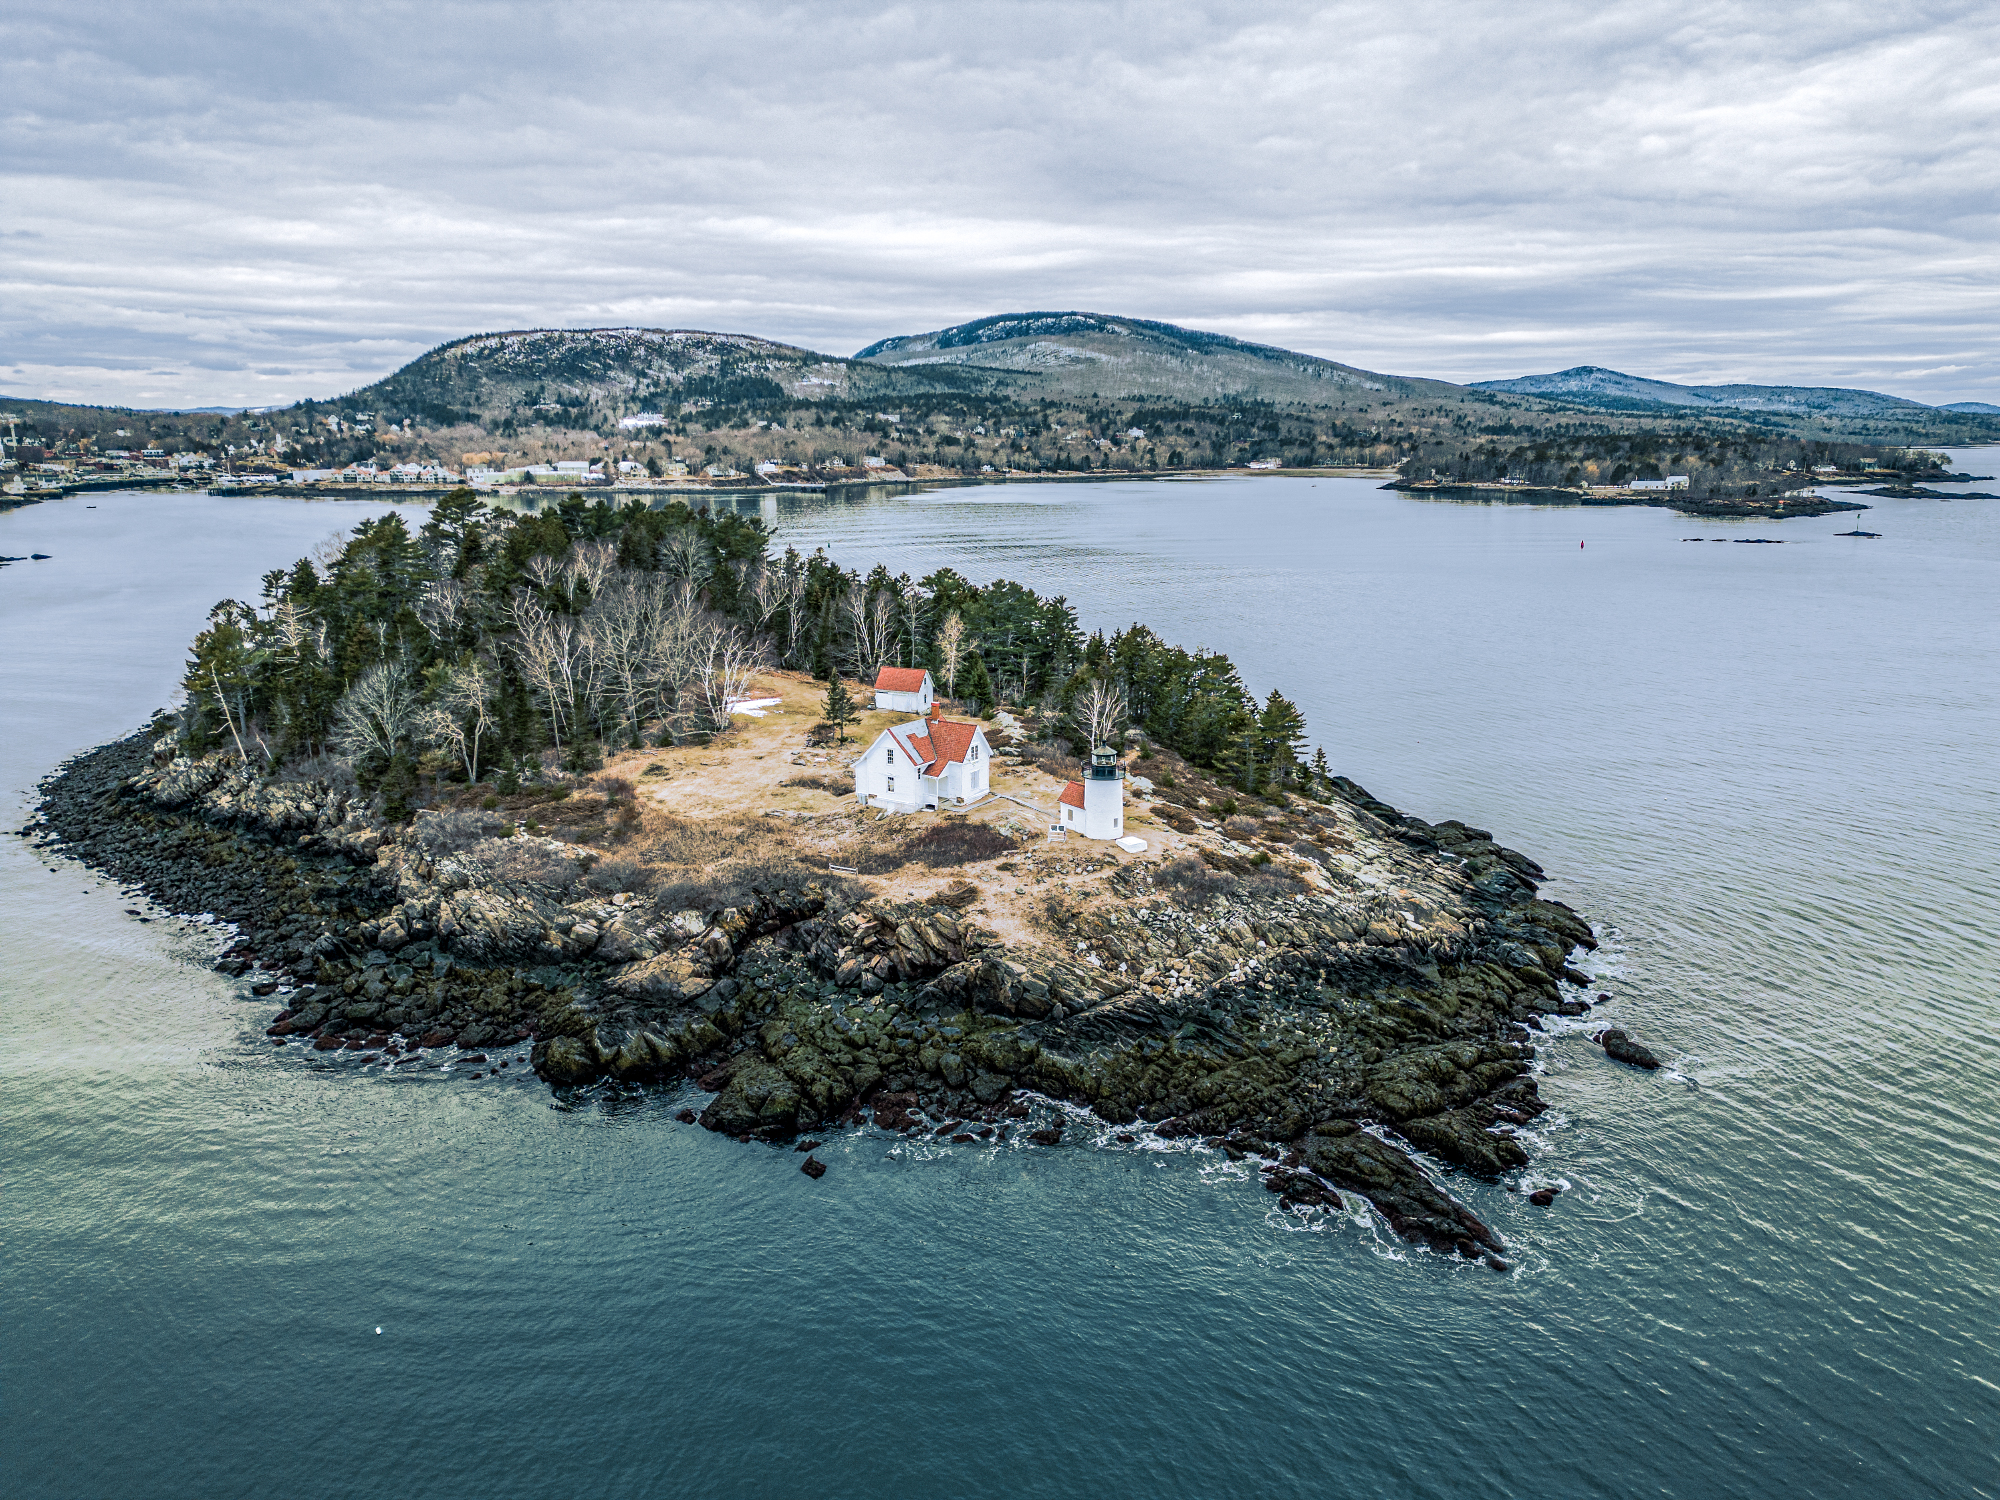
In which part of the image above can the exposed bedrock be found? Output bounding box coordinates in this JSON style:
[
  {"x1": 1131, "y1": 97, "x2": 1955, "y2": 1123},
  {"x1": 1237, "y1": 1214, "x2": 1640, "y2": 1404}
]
[{"x1": 39, "y1": 733, "x2": 1616, "y2": 1260}]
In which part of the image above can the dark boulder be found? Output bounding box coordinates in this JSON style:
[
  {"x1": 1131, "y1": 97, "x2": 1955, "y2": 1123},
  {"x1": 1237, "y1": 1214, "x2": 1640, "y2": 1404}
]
[
  {"x1": 1599, "y1": 1028, "x2": 1661, "y2": 1069},
  {"x1": 532, "y1": 1034, "x2": 598, "y2": 1087},
  {"x1": 800, "y1": 1155, "x2": 827, "y2": 1180},
  {"x1": 1399, "y1": 1109, "x2": 1529, "y2": 1176},
  {"x1": 1302, "y1": 1123, "x2": 1505, "y2": 1256}
]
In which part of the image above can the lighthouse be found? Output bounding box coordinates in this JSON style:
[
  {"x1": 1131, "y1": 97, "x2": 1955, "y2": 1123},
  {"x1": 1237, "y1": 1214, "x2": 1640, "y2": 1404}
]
[{"x1": 1081, "y1": 744, "x2": 1124, "y2": 840}]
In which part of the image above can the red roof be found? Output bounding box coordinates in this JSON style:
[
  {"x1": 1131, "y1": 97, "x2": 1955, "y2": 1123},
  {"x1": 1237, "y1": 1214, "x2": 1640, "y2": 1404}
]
[
  {"x1": 874, "y1": 667, "x2": 931, "y2": 693},
  {"x1": 1058, "y1": 781, "x2": 1085, "y2": 809},
  {"x1": 888, "y1": 717, "x2": 983, "y2": 777},
  {"x1": 920, "y1": 718, "x2": 978, "y2": 772}
]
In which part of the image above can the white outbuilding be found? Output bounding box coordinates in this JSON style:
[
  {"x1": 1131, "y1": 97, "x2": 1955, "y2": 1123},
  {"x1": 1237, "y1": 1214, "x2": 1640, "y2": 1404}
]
[
  {"x1": 1056, "y1": 745, "x2": 1126, "y2": 840},
  {"x1": 872, "y1": 666, "x2": 935, "y2": 714},
  {"x1": 854, "y1": 711, "x2": 991, "y2": 812}
]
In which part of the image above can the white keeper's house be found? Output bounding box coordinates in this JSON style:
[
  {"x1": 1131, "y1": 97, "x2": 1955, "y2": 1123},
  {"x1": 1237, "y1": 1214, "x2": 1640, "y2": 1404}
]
[
  {"x1": 872, "y1": 666, "x2": 934, "y2": 714},
  {"x1": 854, "y1": 709, "x2": 990, "y2": 812}
]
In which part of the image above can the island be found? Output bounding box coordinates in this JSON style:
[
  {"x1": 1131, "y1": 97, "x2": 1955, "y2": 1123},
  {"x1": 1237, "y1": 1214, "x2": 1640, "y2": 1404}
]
[{"x1": 34, "y1": 489, "x2": 1623, "y2": 1266}]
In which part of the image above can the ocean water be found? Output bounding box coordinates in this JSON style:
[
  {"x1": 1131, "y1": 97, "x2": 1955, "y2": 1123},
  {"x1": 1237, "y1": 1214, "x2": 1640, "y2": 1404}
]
[{"x1": 3, "y1": 465, "x2": 1996, "y2": 1499}]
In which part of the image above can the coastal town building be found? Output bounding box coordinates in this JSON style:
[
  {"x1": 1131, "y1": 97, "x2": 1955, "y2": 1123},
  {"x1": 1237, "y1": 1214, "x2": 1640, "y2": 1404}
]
[
  {"x1": 853, "y1": 709, "x2": 990, "y2": 812},
  {"x1": 872, "y1": 666, "x2": 934, "y2": 713},
  {"x1": 1056, "y1": 745, "x2": 1126, "y2": 841},
  {"x1": 1629, "y1": 475, "x2": 1690, "y2": 490}
]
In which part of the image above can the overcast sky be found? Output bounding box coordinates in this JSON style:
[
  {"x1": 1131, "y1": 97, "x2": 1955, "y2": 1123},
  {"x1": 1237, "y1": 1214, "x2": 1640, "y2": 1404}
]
[{"x1": 4, "y1": 0, "x2": 1996, "y2": 409}]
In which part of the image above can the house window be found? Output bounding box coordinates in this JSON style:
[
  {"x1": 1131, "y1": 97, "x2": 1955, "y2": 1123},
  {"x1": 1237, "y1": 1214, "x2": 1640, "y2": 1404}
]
[
  {"x1": 887, "y1": 776, "x2": 896, "y2": 792},
  {"x1": 886, "y1": 748, "x2": 895, "y2": 763},
  {"x1": 970, "y1": 744, "x2": 979, "y2": 760}
]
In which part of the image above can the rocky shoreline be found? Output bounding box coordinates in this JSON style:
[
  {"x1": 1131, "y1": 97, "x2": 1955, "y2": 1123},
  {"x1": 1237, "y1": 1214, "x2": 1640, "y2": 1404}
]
[{"x1": 35, "y1": 721, "x2": 1630, "y2": 1268}]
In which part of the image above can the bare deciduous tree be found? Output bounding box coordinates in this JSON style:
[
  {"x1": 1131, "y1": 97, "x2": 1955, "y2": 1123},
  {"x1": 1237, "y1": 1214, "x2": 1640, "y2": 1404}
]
[
  {"x1": 936, "y1": 609, "x2": 967, "y2": 699},
  {"x1": 658, "y1": 528, "x2": 709, "y2": 587},
  {"x1": 1079, "y1": 676, "x2": 1128, "y2": 751},
  {"x1": 508, "y1": 594, "x2": 582, "y2": 754},
  {"x1": 415, "y1": 579, "x2": 470, "y2": 645},
  {"x1": 693, "y1": 625, "x2": 772, "y2": 734},
  {"x1": 562, "y1": 539, "x2": 618, "y2": 598},
  {"x1": 309, "y1": 529, "x2": 352, "y2": 572},
  {"x1": 780, "y1": 561, "x2": 809, "y2": 660},
  {"x1": 332, "y1": 661, "x2": 417, "y2": 764},
  {"x1": 842, "y1": 581, "x2": 898, "y2": 683},
  {"x1": 417, "y1": 658, "x2": 495, "y2": 783}
]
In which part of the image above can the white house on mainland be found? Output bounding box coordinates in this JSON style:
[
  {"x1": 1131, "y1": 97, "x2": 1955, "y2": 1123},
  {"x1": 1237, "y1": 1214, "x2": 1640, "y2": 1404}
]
[
  {"x1": 1056, "y1": 745, "x2": 1126, "y2": 840},
  {"x1": 1628, "y1": 475, "x2": 1690, "y2": 490},
  {"x1": 854, "y1": 711, "x2": 990, "y2": 812},
  {"x1": 872, "y1": 666, "x2": 935, "y2": 714}
]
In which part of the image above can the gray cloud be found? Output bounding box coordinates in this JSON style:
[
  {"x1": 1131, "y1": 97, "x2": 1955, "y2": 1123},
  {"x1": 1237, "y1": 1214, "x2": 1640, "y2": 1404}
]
[{"x1": 3, "y1": 0, "x2": 1995, "y2": 407}]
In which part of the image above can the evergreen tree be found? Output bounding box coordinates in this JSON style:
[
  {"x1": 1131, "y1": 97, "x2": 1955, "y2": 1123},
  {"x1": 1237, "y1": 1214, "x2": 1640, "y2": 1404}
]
[
  {"x1": 959, "y1": 650, "x2": 994, "y2": 715},
  {"x1": 1256, "y1": 691, "x2": 1310, "y2": 786},
  {"x1": 822, "y1": 674, "x2": 859, "y2": 742}
]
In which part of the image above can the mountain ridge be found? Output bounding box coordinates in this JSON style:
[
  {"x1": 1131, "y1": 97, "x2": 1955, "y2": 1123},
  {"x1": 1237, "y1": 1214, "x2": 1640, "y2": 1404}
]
[
  {"x1": 851, "y1": 310, "x2": 1447, "y2": 405},
  {"x1": 1469, "y1": 364, "x2": 1946, "y2": 419}
]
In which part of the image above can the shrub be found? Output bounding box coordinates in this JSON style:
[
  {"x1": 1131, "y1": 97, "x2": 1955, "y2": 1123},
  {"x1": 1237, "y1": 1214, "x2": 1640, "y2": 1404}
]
[
  {"x1": 412, "y1": 807, "x2": 510, "y2": 855},
  {"x1": 585, "y1": 856, "x2": 657, "y2": 895},
  {"x1": 903, "y1": 822, "x2": 1020, "y2": 867},
  {"x1": 1239, "y1": 864, "x2": 1305, "y2": 898},
  {"x1": 652, "y1": 858, "x2": 833, "y2": 914},
  {"x1": 594, "y1": 775, "x2": 637, "y2": 802},
  {"x1": 1014, "y1": 741, "x2": 1082, "y2": 781},
  {"x1": 1222, "y1": 815, "x2": 1262, "y2": 840},
  {"x1": 782, "y1": 774, "x2": 852, "y2": 796},
  {"x1": 1153, "y1": 856, "x2": 1238, "y2": 904},
  {"x1": 487, "y1": 841, "x2": 584, "y2": 894}
]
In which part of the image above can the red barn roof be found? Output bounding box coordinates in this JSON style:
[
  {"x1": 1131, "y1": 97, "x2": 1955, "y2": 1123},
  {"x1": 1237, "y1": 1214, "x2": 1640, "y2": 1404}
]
[
  {"x1": 874, "y1": 667, "x2": 931, "y2": 693},
  {"x1": 1058, "y1": 781, "x2": 1085, "y2": 809}
]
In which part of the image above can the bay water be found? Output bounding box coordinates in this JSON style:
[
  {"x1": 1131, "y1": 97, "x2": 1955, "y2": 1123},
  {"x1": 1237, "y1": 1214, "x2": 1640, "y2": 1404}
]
[{"x1": 3, "y1": 465, "x2": 1995, "y2": 1498}]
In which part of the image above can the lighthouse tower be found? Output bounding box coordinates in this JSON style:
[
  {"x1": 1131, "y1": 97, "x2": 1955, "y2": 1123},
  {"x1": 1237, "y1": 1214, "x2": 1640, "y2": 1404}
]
[{"x1": 1081, "y1": 744, "x2": 1124, "y2": 840}]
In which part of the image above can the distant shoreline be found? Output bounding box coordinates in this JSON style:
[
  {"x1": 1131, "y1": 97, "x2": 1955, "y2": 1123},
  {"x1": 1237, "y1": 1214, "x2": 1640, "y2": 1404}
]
[
  {"x1": 1383, "y1": 478, "x2": 1868, "y2": 520},
  {"x1": 0, "y1": 466, "x2": 1405, "y2": 511}
]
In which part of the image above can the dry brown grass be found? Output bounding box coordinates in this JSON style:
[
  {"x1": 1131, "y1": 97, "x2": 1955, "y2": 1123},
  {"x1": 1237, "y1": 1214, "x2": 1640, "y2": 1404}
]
[
  {"x1": 853, "y1": 820, "x2": 1022, "y2": 874},
  {"x1": 782, "y1": 773, "x2": 853, "y2": 796}
]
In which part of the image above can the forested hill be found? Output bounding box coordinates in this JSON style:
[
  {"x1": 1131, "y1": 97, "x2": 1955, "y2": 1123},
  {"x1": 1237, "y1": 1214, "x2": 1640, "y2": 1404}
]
[
  {"x1": 852, "y1": 311, "x2": 1435, "y2": 405},
  {"x1": 1468, "y1": 365, "x2": 1992, "y2": 442},
  {"x1": 347, "y1": 327, "x2": 1012, "y2": 429}
]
